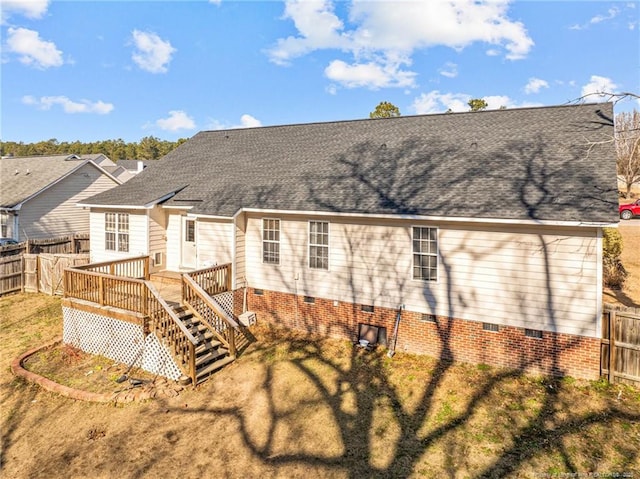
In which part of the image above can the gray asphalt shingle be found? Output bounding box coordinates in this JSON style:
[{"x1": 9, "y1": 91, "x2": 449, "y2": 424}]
[
  {"x1": 82, "y1": 103, "x2": 619, "y2": 223},
  {"x1": 1, "y1": 154, "x2": 106, "y2": 208}
]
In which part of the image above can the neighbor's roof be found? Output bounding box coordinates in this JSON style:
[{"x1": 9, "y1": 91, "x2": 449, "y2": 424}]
[
  {"x1": 82, "y1": 103, "x2": 619, "y2": 224},
  {"x1": 0, "y1": 154, "x2": 118, "y2": 208}
]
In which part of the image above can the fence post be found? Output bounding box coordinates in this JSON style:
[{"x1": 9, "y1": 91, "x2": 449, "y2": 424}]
[
  {"x1": 609, "y1": 310, "x2": 616, "y2": 383},
  {"x1": 20, "y1": 255, "x2": 25, "y2": 293}
]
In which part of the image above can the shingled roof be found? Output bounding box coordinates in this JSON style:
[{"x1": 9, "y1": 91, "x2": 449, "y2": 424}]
[
  {"x1": 1, "y1": 154, "x2": 116, "y2": 209},
  {"x1": 82, "y1": 103, "x2": 619, "y2": 224}
]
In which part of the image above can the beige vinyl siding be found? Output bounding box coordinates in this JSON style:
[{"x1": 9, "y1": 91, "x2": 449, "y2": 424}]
[
  {"x1": 234, "y1": 213, "x2": 246, "y2": 288},
  {"x1": 165, "y1": 212, "x2": 182, "y2": 271},
  {"x1": 18, "y1": 163, "x2": 119, "y2": 241},
  {"x1": 148, "y1": 207, "x2": 166, "y2": 271},
  {"x1": 89, "y1": 209, "x2": 148, "y2": 263},
  {"x1": 196, "y1": 218, "x2": 233, "y2": 267},
  {"x1": 243, "y1": 214, "x2": 600, "y2": 338}
]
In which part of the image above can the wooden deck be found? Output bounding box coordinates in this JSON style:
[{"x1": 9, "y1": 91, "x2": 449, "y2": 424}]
[{"x1": 150, "y1": 271, "x2": 183, "y2": 305}]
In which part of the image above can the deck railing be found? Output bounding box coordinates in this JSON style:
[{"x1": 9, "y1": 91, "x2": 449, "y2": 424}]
[
  {"x1": 187, "y1": 263, "x2": 232, "y2": 296},
  {"x1": 64, "y1": 268, "x2": 148, "y2": 313},
  {"x1": 145, "y1": 281, "x2": 198, "y2": 384},
  {"x1": 72, "y1": 255, "x2": 150, "y2": 280},
  {"x1": 182, "y1": 274, "x2": 237, "y2": 358}
]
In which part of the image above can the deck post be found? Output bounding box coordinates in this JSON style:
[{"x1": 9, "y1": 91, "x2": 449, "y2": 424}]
[{"x1": 98, "y1": 275, "x2": 104, "y2": 305}]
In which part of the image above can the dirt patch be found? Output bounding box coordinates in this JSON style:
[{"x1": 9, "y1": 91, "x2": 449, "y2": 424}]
[
  {"x1": 17, "y1": 341, "x2": 184, "y2": 402},
  {"x1": 2, "y1": 294, "x2": 640, "y2": 478}
]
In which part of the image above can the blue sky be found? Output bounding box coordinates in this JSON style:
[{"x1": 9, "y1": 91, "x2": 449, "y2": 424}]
[{"x1": 2, "y1": 0, "x2": 639, "y2": 143}]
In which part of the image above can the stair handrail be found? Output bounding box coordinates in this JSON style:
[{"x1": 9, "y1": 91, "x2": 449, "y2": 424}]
[
  {"x1": 145, "y1": 280, "x2": 199, "y2": 385},
  {"x1": 182, "y1": 274, "x2": 238, "y2": 357},
  {"x1": 145, "y1": 281, "x2": 199, "y2": 345}
]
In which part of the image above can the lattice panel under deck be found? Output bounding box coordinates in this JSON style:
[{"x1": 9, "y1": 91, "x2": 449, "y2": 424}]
[
  {"x1": 62, "y1": 307, "x2": 181, "y2": 380},
  {"x1": 213, "y1": 291, "x2": 234, "y2": 317}
]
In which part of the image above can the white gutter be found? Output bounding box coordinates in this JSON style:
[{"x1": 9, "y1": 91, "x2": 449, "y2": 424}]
[
  {"x1": 234, "y1": 207, "x2": 617, "y2": 228},
  {"x1": 78, "y1": 191, "x2": 179, "y2": 210},
  {"x1": 162, "y1": 205, "x2": 194, "y2": 210},
  {"x1": 76, "y1": 203, "x2": 150, "y2": 210}
]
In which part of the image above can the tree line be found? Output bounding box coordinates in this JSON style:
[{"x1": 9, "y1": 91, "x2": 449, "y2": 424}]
[{"x1": 0, "y1": 136, "x2": 187, "y2": 161}]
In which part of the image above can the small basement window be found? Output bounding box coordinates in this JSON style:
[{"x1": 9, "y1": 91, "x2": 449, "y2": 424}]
[
  {"x1": 482, "y1": 323, "x2": 500, "y2": 332},
  {"x1": 421, "y1": 313, "x2": 437, "y2": 323},
  {"x1": 361, "y1": 304, "x2": 374, "y2": 313},
  {"x1": 525, "y1": 329, "x2": 543, "y2": 339},
  {"x1": 254, "y1": 289, "x2": 264, "y2": 296},
  {"x1": 303, "y1": 296, "x2": 315, "y2": 304}
]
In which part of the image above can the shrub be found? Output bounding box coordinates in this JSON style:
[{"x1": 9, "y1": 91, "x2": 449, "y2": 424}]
[{"x1": 603, "y1": 228, "x2": 627, "y2": 289}]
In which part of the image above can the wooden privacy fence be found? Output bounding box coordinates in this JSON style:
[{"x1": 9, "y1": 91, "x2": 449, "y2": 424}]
[
  {"x1": 0, "y1": 234, "x2": 89, "y2": 257},
  {"x1": 601, "y1": 304, "x2": 640, "y2": 386},
  {"x1": 0, "y1": 253, "x2": 90, "y2": 296}
]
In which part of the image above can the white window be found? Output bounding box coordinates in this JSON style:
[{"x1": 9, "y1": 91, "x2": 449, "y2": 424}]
[
  {"x1": 262, "y1": 218, "x2": 280, "y2": 264},
  {"x1": 309, "y1": 221, "x2": 329, "y2": 270},
  {"x1": 105, "y1": 213, "x2": 129, "y2": 252},
  {"x1": 0, "y1": 212, "x2": 8, "y2": 237},
  {"x1": 413, "y1": 227, "x2": 437, "y2": 281}
]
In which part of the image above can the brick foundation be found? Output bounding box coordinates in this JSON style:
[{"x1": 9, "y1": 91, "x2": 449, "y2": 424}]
[{"x1": 238, "y1": 288, "x2": 601, "y2": 380}]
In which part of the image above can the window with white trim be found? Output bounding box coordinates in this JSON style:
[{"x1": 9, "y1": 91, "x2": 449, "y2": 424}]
[
  {"x1": 309, "y1": 221, "x2": 329, "y2": 270},
  {"x1": 412, "y1": 227, "x2": 437, "y2": 281},
  {"x1": 0, "y1": 212, "x2": 8, "y2": 238},
  {"x1": 262, "y1": 218, "x2": 280, "y2": 264},
  {"x1": 105, "y1": 213, "x2": 129, "y2": 252}
]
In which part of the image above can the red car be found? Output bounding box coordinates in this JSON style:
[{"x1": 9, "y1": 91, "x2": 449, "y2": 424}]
[{"x1": 619, "y1": 199, "x2": 640, "y2": 220}]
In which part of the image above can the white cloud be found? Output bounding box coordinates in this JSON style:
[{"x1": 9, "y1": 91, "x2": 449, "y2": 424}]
[
  {"x1": 324, "y1": 60, "x2": 415, "y2": 89},
  {"x1": 524, "y1": 77, "x2": 549, "y2": 94},
  {"x1": 411, "y1": 90, "x2": 539, "y2": 114},
  {"x1": 325, "y1": 84, "x2": 338, "y2": 95},
  {"x1": 268, "y1": 0, "x2": 533, "y2": 90},
  {"x1": 6, "y1": 27, "x2": 63, "y2": 69},
  {"x1": 238, "y1": 114, "x2": 262, "y2": 128},
  {"x1": 581, "y1": 75, "x2": 619, "y2": 99},
  {"x1": 156, "y1": 110, "x2": 196, "y2": 132},
  {"x1": 207, "y1": 114, "x2": 262, "y2": 130},
  {"x1": 22, "y1": 95, "x2": 114, "y2": 114},
  {"x1": 131, "y1": 30, "x2": 176, "y2": 74},
  {"x1": 1, "y1": 0, "x2": 49, "y2": 24},
  {"x1": 411, "y1": 91, "x2": 471, "y2": 114},
  {"x1": 438, "y1": 62, "x2": 458, "y2": 78},
  {"x1": 570, "y1": 6, "x2": 620, "y2": 30}
]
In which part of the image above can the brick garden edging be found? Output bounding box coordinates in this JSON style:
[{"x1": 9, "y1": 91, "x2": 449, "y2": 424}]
[{"x1": 11, "y1": 339, "x2": 119, "y2": 403}]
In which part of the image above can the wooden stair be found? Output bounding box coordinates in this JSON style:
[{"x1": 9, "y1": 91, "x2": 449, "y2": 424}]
[{"x1": 171, "y1": 304, "x2": 235, "y2": 385}]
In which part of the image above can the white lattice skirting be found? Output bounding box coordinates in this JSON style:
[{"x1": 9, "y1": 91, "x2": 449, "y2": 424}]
[
  {"x1": 214, "y1": 291, "x2": 234, "y2": 317},
  {"x1": 62, "y1": 307, "x2": 182, "y2": 381}
]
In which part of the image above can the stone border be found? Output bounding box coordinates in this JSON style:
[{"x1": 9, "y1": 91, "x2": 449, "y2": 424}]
[{"x1": 11, "y1": 339, "x2": 123, "y2": 404}]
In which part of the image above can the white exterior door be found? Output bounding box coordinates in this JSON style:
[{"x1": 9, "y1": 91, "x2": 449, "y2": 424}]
[{"x1": 181, "y1": 217, "x2": 197, "y2": 269}]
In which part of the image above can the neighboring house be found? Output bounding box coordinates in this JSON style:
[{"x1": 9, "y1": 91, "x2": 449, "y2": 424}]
[
  {"x1": 116, "y1": 159, "x2": 148, "y2": 175},
  {"x1": 92, "y1": 156, "x2": 147, "y2": 181},
  {"x1": 0, "y1": 154, "x2": 125, "y2": 241},
  {"x1": 79, "y1": 103, "x2": 619, "y2": 380}
]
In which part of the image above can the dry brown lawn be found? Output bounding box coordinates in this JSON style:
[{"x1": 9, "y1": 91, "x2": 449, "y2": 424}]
[
  {"x1": 604, "y1": 223, "x2": 640, "y2": 308},
  {"x1": 2, "y1": 293, "x2": 640, "y2": 478}
]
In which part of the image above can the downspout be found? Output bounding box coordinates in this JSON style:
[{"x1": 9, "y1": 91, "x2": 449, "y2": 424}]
[{"x1": 596, "y1": 227, "x2": 604, "y2": 338}]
